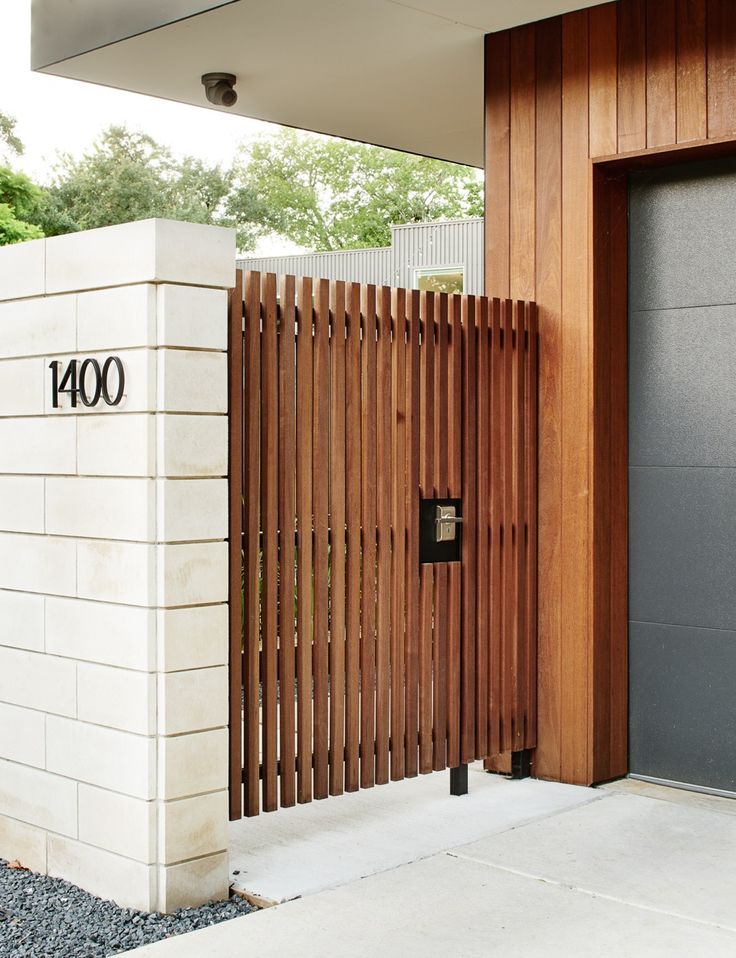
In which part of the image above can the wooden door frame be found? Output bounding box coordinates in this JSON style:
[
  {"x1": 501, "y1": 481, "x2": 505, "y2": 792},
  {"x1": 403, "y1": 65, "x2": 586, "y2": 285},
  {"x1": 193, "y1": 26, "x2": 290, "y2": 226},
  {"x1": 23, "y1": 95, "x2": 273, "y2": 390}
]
[{"x1": 590, "y1": 135, "x2": 736, "y2": 783}]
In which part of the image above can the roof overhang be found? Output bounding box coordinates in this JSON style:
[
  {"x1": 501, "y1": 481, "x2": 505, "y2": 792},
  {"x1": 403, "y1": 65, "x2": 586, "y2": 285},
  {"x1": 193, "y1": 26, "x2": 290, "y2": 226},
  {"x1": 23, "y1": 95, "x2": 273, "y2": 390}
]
[{"x1": 32, "y1": 0, "x2": 607, "y2": 167}]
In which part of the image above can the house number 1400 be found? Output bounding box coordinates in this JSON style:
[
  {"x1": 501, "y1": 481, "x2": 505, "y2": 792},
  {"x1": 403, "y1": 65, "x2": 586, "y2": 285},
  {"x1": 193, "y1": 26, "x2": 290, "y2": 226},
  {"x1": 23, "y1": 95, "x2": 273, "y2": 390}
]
[{"x1": 49, "y1": 357, "x2": 125, "y2": 409}]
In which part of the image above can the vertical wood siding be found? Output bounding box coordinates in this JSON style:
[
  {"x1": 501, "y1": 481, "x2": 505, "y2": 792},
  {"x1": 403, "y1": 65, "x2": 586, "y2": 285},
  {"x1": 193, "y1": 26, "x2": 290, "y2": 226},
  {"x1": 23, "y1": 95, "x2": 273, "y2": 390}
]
[{"x1": 485, "y1": 0, "x2": 736, "y2": 785}]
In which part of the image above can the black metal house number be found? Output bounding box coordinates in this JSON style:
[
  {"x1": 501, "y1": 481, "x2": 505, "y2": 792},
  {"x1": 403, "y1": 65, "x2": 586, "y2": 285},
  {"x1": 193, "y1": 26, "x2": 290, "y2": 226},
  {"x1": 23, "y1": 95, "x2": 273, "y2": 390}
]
[{"x1": 49, "y1": 357, "x2": 125, "y2": 409}]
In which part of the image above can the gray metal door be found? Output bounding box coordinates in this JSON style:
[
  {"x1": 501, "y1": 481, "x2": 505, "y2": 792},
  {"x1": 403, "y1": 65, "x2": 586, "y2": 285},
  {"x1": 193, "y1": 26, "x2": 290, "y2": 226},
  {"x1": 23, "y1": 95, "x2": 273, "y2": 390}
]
[{"x1": 629, "y1": 158, "x2": 736, "y2": 796}]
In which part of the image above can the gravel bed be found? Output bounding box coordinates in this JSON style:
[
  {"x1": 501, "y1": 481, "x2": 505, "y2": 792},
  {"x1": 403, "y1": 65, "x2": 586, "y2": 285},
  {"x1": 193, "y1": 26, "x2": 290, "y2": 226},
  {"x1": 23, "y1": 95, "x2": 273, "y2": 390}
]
[{"x1": 0, "y1": 858, "x2": 255, "y2": 958}]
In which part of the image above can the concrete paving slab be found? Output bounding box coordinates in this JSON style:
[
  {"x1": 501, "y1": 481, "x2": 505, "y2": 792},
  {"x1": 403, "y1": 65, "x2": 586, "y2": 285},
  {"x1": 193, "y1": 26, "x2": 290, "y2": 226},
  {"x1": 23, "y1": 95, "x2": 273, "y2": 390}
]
[
  {"x1": 453, "y1": 791, "x2": 736, "y2": 932},
  {"x1": 228, "y1": 764, "x2": 596, "y2": 902},
  {"x1": 601, "y1": 776, "x2": 736, "y2": 815},
  {"x1": 120, "y1": 850, "x2": 736, "y2": 958}
]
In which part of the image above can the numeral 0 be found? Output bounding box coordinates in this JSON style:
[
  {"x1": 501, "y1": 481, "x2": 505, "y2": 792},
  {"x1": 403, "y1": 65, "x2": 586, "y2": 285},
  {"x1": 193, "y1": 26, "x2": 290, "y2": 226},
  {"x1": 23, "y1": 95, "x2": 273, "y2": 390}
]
[{"x1": 50, "y1": 357, "x2": 125, "y2": 409}]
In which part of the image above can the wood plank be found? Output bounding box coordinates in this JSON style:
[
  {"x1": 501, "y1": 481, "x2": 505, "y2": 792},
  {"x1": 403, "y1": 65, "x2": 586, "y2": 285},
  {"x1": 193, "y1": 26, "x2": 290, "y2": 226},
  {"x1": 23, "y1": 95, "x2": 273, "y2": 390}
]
[
  {"x1": 589, "y1": 3, "x2": 619, "y2": 157},
  {"x1": 360, "y1": 284, "x2": 377, "y2": 789},
  {"x1": 446, "y1": 293, "x2": 463, "y2": 769},
  {"x1": 618, "y1": 0, "x2": 647, "y2": 152},
  {"x1": 591, "y1": 170, "x2": 613, "y2": 782},
  {"x1": 525, "y1": 302, "x2": 539, "y2": 748},
  {"x1": 278, "y1": 274, "x2": 297, "y2": 808},
  {"x1": 228, "y1": 271, "x2": 244, "y2": 821},
  {"x1": 510, "y1": 24, "x2": 536, "y2": 302},
  {"x1": 461, "y1": 295, "x2": 478, "y2": 762},
  {"x1": 676, "y1": 0, "x2": 707, "y2": 142},
  {"x1": 432, "y1": 293, "x2": 449, "y2": 771},
  {"x1": 500, "y1": 298, "x2": 515, "y2": 754},
  {"x1": 418, "y1": 290, "x2": 435, "y2": 773},
  {"x1": 513, "y1": 300, "x2": 528, "y2": 750},
  {"x1": 475, "y1": 296, "x2": 490, "y2": 759},
  {"x1": 261, "y1": 272, "x2": 279, "y2": 812},
  {"x1": 375, "y1": 286, "x2": 393, "y2": 785},
  {"x1": 561, "y1": 9, "x2": 592, "y2": 784},
  {"x1": 485, "y1": 31, "x2": 511, "y2": 298},
  {"x1": 533, "y1": 16, "x2": 563, "y2": 781},
  {"x1": 707, "y1": 0, "x2": 736, "y2": 137},
  {"x1": 345, "y1": 282, "x2": 362, "y2": 792},
  {"x1": 296, "y1": 276, "x2": 314, "y2": 805},
  {"x1": 329, "y1": 281, "x2": 347, "y2": 797},
  {"x1": 390, "y1": 288, "x2": 407, "y2": 781},
  {"x1": 488, "y1": 297, "x2": 504, "y2": 757},
  {"x1": 404, "y1": 289, "x2": 421, "y2": 778},
  {"x1": 312, "y1": 279, "x2": 330, "y2": 800},
  {"x1": 607, "y1": 177, "x2": 630, "y2": 779},
  {"x1": 243, "y1": 271, "x2": 261, "y2": 816},
  {"x1": 646, "y1": 0, "x2": 677, "y2": 147}
]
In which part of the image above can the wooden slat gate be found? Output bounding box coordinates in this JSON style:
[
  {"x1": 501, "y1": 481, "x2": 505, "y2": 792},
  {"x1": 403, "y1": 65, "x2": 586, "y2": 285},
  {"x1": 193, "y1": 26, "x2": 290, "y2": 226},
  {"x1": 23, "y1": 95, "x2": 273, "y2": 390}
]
[{"x1": 228, "y1": 270, "x2": 538, "y2": 818}]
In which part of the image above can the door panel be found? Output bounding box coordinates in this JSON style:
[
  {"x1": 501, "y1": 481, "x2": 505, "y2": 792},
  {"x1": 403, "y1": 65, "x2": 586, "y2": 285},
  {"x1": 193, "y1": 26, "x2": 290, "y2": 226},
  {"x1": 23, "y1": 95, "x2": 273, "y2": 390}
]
[
  {"x1": 630, "y1": 621, "x2": 736, "y2": 793},
  {"x1": 629, "y1": 157, "x2": 736, "y2": 795}
]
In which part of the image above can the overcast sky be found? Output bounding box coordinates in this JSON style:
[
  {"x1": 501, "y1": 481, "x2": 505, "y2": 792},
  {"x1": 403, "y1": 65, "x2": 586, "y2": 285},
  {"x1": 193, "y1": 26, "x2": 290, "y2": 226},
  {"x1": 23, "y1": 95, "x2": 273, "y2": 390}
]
[{"x1": 2, "y1": 0, "x2": 302, "y2": 253}]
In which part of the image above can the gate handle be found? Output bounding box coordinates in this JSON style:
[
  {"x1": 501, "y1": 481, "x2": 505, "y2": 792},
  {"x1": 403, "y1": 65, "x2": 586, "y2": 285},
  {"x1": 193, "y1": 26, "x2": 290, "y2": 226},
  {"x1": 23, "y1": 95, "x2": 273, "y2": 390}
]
[{"x1": 435, "y1": 505, "x2": 463, "y2": 543}]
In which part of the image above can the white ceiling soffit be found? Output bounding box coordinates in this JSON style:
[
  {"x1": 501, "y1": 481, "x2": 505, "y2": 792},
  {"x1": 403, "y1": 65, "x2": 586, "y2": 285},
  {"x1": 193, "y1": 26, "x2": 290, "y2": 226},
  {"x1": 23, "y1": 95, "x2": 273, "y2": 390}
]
[{"x1": 33, "y1": 0, "x2": 608, "y2": 167}]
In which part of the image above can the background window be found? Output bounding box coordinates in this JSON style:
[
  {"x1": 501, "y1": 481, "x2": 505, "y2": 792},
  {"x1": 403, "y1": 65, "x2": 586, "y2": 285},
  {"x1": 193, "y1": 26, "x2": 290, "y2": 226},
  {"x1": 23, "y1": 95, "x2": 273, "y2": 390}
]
[{"x1": 414, "y1": 266, "x2": 464, "y2": 294}]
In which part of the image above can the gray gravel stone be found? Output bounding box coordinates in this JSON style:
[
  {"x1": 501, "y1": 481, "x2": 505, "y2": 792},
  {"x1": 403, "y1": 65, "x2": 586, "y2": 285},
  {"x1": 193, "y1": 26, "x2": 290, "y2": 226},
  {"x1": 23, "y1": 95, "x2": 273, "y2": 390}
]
[{"x1": 0, "y1": 858, "x2": 254, "y2": 957}]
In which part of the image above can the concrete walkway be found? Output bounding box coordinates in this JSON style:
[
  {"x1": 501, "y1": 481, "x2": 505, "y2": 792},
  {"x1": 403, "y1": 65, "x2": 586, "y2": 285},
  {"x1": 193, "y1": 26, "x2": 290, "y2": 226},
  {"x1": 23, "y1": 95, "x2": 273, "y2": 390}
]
[{"x1": 122, "y1": 775, "x2": 736, "y2": 958}]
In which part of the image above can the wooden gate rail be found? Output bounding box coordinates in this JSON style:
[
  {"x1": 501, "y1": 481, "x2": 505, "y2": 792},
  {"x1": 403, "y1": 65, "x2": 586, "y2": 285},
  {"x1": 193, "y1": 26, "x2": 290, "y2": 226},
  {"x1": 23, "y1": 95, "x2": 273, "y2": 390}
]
[{"x1": 228, "y1": 269, "x2": 538, "y2": 818}]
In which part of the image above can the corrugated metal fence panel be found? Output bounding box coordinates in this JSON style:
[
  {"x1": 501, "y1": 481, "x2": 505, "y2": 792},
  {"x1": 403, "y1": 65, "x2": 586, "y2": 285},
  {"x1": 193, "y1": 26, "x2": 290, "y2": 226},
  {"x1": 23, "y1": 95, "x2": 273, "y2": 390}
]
[
  {"x1": 238, "y1": 218, "x2": 485, "y2": 295},
  {"x1": 237, "y1": 248, "x2": 393, "y2": 287},
  {"x1": 390, "y1": 218, "x2": 484, "y2": 294}
]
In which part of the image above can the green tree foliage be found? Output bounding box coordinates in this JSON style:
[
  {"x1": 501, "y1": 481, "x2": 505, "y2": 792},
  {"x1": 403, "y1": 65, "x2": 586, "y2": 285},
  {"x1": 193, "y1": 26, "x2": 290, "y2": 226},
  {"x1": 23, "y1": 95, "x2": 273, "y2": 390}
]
[
  {"x1": 2, "y1": 116, "x2": 483, "y2": 253},
  {"x1": 33, "y1": 126, "x2": 259, "y2": 250},
  {"x1": 227, "y1": 128, "x2": 483, "y2": 251},
  {"x1": 0, "y1": 112, "x2": 44, "y2": 246},
  {"x1": 0, "y1": 110, "x2": 23, "y2": 162}
]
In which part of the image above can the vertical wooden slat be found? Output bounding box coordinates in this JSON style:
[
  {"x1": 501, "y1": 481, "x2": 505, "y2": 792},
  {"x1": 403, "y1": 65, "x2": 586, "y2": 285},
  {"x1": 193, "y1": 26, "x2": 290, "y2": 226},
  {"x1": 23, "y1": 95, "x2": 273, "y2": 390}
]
[
  {"x1": 243, "y1": 271, "x2": 261, "y2": 817},
  {"x1": 296, "y1": 276, "x2": 314, "y2": 805},
  {"x1": 461, "y1": 295, "x2": 477, "y2": 762},
  {"x1": 446, "y1": 294, "x2": 463, "y2": 769},
  {"x1": 418, "y1": 290, "x2": 435, "y2": 774},
  {"x1": 485, "y1": 32, "x2": 511, "y2": 298},
  {"x1": 432, "y1": 293, "x2": 449, "y2": 771},
  {"x1": 533, "y1": 17, "x2": 563, "y2": 781},
  {"x1": 278, "y1": 274, "x2": 297, "y2": 808},
  {"x1": 404, "y1": 289, "x2": 421, "y2": 778},
  {"x1": 360, "y1": 284, "x2": 377, "y2": 789},
  {"x1": 375, "y1": 286, "x2": 392, "y2": 785},
  {"x1": 329, "y1": 281, "x2": 347, "y2": 796},
  {"x1": 607, "y1": 178, "x2": 629, "y2": 779},
  {"x1": 510, "y1": 24, "x2": 537, "y2": 303},
  {"x1": 676, "y1": 0, "x2": 707, "y2": 142},
  {"x1": 390, "y1": 288, "x2": 407, "y2": 781},
  {"x1": 488, "y1": 298, "x2": 504, "y2": 756},
  {"x1": 345, "y1": 282, "x2": 362, "y2": 792},
  {"x1": 261, "y1": 272, "x2": 279, "y2": 812},
  {"x1": 475, "y1": 296, "x2": 490, "y2": 759},
  {"x1": 525, "y1": 303, "x2": 539, "y2": 748},
  {"x1": 589, "y1": 3, "x2": 619, "y2": 157},
  {"x1": 501, "y1": 299, "x2": 515, "y2": 753},
  {"x1": 592, "y1": 171, "x2": 614, "y2": 784},
  {"x1": 513, "y1": 301, "x2": 528, "y2": 750},
  {"x1": 618, "y1": 0, "x2": 647, "y2": 152},
  {"x1": 228, "y1": 271, "x2": 244, "y2": 821},
  {"x1": 707, "y1": 0, "x2": 736, "y2": 137},
  {"x1": 312, "y1": 279, "x2": 330, "y2": 800},
  {"x1": 561, "y1": 10, "x2": 592, "y2": 784},
  {"x1": 646, "y1": 0, "x2": 677, "y2": 147}
]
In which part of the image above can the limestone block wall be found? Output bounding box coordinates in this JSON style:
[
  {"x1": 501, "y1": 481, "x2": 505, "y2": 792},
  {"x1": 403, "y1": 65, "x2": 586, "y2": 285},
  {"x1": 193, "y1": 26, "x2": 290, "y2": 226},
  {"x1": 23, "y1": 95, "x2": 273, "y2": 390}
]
[{"x1": 0, "y1": 219, "x2": 235, "y2": 912}]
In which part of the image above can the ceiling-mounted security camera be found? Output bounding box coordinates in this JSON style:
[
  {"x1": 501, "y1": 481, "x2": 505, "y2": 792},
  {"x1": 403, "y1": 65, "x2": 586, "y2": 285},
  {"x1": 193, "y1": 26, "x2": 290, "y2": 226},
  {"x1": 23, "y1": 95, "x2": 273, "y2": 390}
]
[{"x1": 201, "y1": 72, "x2": 238, "y2": 107}]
